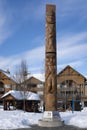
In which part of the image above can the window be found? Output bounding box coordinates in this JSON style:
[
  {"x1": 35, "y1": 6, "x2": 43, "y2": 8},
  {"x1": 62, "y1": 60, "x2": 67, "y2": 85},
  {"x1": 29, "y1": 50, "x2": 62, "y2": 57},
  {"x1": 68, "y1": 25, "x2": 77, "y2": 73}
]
[
  {"x1": 0, "y1": 82, "x2": 5, "y2": 94},
  {"x1": 4, "y1": 84, "x2": 12, "y2": 89}
]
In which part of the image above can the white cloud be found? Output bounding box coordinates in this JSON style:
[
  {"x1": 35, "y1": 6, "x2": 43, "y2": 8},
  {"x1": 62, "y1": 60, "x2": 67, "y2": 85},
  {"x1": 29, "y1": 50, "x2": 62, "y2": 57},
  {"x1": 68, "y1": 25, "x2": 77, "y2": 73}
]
[
  {"x1": 0, "y1": 1, "x2": 15, "y2": 45},
  {"x1": 58, "y1": 60, "x2": 83, "y2": 71},
  {"x1": 1, "y1": 30, "x2": 87, "y2": 75},
  {"x1": 57, "y1": 32, "x2": 87, "y2": 49},
  {"x1": 0, "y1": 45, "x2": 45, "y2": 74},
  {"x1": 0, "y1": 10, "x2": 9, "y2": 44},
  {"x1": 0, "y1": 1, "x2": 45, "y2": 46},
  {"x1": 57, "y1": 31, "x2": 87, "y2": 75},
  {"x1": 24, "y1": 46, "x2": 45, "y2": 61},
  {"x1": 58, "y1": 43, "x2": 87, "y2": 61},
  {"x1": 57, "y1": 32, "x2": 87, "y2": 61}
]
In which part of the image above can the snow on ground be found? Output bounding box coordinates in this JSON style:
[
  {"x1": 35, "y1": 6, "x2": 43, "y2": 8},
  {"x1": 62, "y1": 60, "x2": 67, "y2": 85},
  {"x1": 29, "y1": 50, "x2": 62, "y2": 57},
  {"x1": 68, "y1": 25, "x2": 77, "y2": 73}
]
[
  {"x1": 60, "y1": 109, "x2": 87, "y2": 128},
  {"x1": 0, "y1": 109, "x2": 42, "y2": 129},
  {"x1": 0, "y1": 107, "x2": 87, "y2": 129}
]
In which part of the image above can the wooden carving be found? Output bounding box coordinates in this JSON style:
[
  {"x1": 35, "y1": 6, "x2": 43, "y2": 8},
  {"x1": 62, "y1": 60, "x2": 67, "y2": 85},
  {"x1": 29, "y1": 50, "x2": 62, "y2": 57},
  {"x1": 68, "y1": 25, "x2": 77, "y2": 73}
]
[{"x1": 45, "y1": 5, "x2": 57, "y2": 111}]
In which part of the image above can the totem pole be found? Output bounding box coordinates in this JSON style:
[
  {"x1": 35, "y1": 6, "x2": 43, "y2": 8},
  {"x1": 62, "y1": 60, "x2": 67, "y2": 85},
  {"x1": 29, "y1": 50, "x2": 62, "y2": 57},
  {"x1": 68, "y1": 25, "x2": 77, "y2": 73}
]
[
  {"x1": 45, "y1": 5, "x2": 57, "y2": 111},
  {"x1": 38, "y1": 5, "x2": 63, "y2": 127}
]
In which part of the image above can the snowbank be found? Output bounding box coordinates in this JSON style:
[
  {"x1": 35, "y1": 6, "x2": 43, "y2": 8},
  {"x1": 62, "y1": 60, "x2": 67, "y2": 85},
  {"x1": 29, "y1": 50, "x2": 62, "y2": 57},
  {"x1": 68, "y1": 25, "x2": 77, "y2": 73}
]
[{"x1": 0, "y1": 108, "x2": 87, "y2": 129}]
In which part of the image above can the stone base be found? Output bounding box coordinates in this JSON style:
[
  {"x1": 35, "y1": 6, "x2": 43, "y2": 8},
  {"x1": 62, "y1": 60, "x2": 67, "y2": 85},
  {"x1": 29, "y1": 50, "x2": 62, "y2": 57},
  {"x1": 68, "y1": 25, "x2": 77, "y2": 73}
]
[
  {"x1": 38, "y1": 111, "x2": 64, "y2": 127},
  {"x1": 38, "y1": 119, "x2": 64, "y2": 127}
]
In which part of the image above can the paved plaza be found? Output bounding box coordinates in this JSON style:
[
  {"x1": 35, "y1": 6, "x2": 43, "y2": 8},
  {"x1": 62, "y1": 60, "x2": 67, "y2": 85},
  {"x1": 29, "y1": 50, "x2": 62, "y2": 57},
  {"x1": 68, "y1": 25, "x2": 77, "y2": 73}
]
[{"x1": 15, "y1": 125, "x2": 87, "y2": 130}]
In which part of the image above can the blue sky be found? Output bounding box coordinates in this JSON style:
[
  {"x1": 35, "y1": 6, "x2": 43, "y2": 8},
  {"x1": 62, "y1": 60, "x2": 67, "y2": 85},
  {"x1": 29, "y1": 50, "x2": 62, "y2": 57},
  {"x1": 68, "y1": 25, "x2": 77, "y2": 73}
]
[{"x1": 0, "y1": 0, "x2": 87, "y2": 77}]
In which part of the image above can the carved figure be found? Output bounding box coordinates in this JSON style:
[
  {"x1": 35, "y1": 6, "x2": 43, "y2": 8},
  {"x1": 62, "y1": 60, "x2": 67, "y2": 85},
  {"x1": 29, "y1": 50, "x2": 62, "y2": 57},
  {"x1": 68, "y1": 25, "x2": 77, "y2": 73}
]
[
  {"x1": 46, "y1": 11, "x2": 56, "y2": 52},
  {"x1": 45, "y1": 54, "x2": 56, "y2": 94}
]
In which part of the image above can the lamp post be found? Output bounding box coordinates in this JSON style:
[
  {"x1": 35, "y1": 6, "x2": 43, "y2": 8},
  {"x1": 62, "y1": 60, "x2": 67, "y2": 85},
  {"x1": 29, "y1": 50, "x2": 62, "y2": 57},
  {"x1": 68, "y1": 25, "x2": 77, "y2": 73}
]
[
  {"x1": 64, "y1": 84, "x2": 67, "y2": 111},
  {"x1": 72, "y1": 95, "x2": 74, "y2": 113},
  {"x1": 72, "y1": 86, "x2": 75, "y2": 113}
]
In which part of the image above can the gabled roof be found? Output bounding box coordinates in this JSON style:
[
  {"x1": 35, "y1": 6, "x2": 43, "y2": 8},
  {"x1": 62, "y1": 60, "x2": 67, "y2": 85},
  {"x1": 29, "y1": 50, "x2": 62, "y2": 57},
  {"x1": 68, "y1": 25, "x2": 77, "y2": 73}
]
[
  {"x1": 58, "y1": 65, "x2": 86, "y2": 80},
  {"x1": 0, "y1": 69, "x2": 16, "y2": 83},
  {"x1": 33, "y1": 74, "x2": 45, "y2": 82},
  {"x1": 26, "y1": 76, "x2": 43, "y2": 84},
  {"x1": 1, "y1": 90, "x2": 40, "y2": 101}
]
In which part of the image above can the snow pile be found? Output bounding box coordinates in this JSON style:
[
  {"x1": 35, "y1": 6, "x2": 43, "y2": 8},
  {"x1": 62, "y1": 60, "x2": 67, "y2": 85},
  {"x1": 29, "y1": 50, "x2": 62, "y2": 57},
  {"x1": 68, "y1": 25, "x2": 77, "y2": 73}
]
[
  {"x1": 0, "y1": 110, "x2": 42, "y2": 129},
  {"x1": 60, "y1": 110, "x2": 87, "y2": 128},
  {"x1": 81, "y1": 107, "x2": 87, "y2": 112},
  {"x1": 0, "y1": 108, "x2": 87, "y2": 129}
]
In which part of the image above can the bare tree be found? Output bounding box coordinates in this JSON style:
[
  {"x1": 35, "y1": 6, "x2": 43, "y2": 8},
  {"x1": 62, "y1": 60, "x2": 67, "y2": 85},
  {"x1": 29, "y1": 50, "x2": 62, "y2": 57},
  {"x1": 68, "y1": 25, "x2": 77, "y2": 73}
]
[{"x1": 14, "y1": 59, "x2": 30, "y2": 112}]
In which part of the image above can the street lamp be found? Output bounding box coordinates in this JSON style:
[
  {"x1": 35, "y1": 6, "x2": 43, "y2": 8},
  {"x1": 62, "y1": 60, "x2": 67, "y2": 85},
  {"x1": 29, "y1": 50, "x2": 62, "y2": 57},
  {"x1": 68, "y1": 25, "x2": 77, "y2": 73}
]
[
  {"x1": 72, "y1": 94, "x2": 74, "y2": 113},
  {"x1": 64, "y1": 84, "x2": 67, "y2": 110},
  {"x1": 72, "y1": 85, "x2": 75, "y2": 113}
]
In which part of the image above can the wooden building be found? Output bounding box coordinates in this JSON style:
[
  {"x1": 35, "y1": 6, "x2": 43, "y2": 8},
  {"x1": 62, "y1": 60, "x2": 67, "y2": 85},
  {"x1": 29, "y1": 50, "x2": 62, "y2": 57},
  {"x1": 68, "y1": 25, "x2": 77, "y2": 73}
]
[
  {"x1": 33, "y1": 65, "x2": 87, "y2": 111},
  {"x1": 57, "y1": 65, "x2": 87, "y2": 111},
  {"x1": 0, "y1": 69, "x2": 16, "y2": 100},
  {"x1": 17, "y1": 76, "x2": 43, "y2": 93},
  {"x1": 1, "y1": 90, "x2": 40, "y2": 112},
  {"x1": 26, "y1": 76, "x2": 43, "y2": 92},
  {"x1": 1, "y1": 66, "x2": 87, "y2": 111}
]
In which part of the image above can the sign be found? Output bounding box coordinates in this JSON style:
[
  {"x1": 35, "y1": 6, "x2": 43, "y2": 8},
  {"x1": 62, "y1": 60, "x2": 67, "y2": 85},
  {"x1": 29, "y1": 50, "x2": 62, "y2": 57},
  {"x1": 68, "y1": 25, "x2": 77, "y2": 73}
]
[{"x1": 43, "y1": 111, "x2": 53, "y2": 121}]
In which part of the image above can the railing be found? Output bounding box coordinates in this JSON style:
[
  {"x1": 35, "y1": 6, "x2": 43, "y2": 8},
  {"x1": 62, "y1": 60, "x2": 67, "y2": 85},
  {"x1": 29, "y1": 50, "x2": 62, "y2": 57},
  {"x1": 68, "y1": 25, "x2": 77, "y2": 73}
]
[
  {"x1": 60, "y1": 87, "x2": 77, "y2": 92},
  {"x1": 57, "y1": 90, "x2": 76, "y2": 100}
]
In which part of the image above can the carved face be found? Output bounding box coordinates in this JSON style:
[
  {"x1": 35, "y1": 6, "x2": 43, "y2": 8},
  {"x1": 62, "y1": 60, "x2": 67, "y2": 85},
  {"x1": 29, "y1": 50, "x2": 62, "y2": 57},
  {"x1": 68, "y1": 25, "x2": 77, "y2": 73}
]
[
  {"x1": 46, "y1": 15, "x2": 55, "y2": 23},
  {"x1": 46, "y1": 54, "x2": 56, "y2": 66}
]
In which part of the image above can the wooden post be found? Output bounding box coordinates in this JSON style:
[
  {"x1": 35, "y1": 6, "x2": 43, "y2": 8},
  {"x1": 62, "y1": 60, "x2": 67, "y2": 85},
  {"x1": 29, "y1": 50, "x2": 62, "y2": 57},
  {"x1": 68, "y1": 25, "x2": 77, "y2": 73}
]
[{"x1": 4, "y1": 100, "x2": 7, "y2": 110}]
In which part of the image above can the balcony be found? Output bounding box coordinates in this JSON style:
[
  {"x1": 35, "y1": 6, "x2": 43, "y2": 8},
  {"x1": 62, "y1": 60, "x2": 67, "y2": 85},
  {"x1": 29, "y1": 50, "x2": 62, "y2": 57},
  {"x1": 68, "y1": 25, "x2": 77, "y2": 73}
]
[
  {"x1": 0, "y1": 88, "x2": 4, "y2": 92},
  {"x1": 57, "y1": 87, "x2": 77, "y2": 100},
  {"x1": 61, "y1": 87, "x2": 77, "y2": 93}
]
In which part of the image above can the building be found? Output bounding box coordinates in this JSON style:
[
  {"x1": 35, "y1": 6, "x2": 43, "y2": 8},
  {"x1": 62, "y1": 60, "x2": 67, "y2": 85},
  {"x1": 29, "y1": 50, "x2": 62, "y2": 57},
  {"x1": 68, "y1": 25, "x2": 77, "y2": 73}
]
[
  {"x1": 1, "y1": 90, "x2": 40, "y2": 112},
  {"x1": 0, "y1": 69, "x2": 16, "y2": 101},
  {"x1": 25, "y1": 76, "x2": 44, "y2": 110},
  {"x1": 33, "y1": 65, "x2": 87, "y2": 111},
  {"x1": 16, "y1": 76, "x2": 43, "y2": 92},
  {"x1": 1, "y1": 66, "x2": 87, "y2": 111},
  {"x1": 57, "y1": 65, "x2": 87, "y2": 111}
]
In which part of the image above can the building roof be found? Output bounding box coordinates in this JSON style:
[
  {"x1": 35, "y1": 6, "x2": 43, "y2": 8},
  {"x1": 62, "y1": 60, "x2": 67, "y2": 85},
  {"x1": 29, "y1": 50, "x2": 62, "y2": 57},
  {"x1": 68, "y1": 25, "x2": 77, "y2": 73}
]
[
  {"x1": 26, "y1": 76, "x2": 43, "y2": 85},
  {"x1": 1, "y1": 90, "x2": 40, "y2": 101},
  {"x1": 0, "y1": 69, "x2": 16, "y2": 83},
  {"x1": 32, "y1": 74, "x2": 45, "y2": 82},
  {"x1": 58, "y1": 65, "x2": 86, "y2": 80}
]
